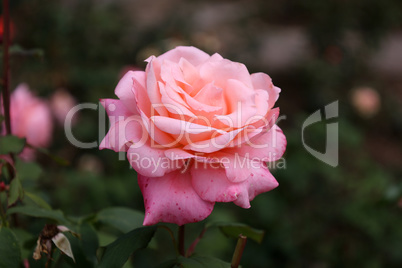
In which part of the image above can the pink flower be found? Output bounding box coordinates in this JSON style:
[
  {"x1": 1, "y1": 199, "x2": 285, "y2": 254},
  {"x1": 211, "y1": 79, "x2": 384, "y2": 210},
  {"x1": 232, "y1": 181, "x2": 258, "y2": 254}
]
[
  {"x1": 1, "y1": 84, "x2": 53, "y2": 160},
  {"x1": 50, "y1": 89, "x2": 77, "y2": 126},
  {"x1": 351, "y1": 87, "x2": 380, "y2": 118},
  {"x1": 100, "y1": 46, "x2": 286, "y2": 225}
]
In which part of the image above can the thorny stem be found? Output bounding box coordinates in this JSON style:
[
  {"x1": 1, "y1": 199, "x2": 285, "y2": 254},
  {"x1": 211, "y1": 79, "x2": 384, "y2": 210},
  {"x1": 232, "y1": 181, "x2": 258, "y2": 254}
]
[
  {"x1": 1, "y1": 0, "x2": 15, "y2": 172},
  {"x1": 178, "y1": 225, "x2": 185, "y2": 256},
  {"x1": 231, "y1": 235, "x2": 247, "y2": 268},
  {"x1": 1, "y1": 0, "x2": 13, "y2": 228}
]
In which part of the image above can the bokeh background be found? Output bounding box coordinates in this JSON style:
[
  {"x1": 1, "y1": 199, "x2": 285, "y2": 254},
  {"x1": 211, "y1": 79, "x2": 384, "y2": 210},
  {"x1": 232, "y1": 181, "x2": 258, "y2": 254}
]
[{"x1": 3, "y1": 0, "x2": 402, "y2": 267}]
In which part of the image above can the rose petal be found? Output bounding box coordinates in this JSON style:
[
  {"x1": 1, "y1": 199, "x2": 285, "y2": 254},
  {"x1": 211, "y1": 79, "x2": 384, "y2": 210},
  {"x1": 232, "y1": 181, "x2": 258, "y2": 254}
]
[
  {"x1": 145, "y1": 56, "x2": 168, "y2": 116},
  {"x1": 115, "y1": 71, "x2": 143, "y2": 115},
  {"x1": 199, "y1": 57, "x2": 253, "y2": 90},
  {"x1": 138, "y1": 109, "x2": 178, "y2": 147},
  {"x1": 151, "y1": 115, "x2": 225, "y2": 145},
  {"x1": 156, "y1": 46, "x2": 210, "y2": 67},
  {"x1": 251, "y1": 72, "x2": 281, "y2": 109},
  {"x1": 100, "y1": 115, "x2": 145, "y2": 152},
  {"x1": 214, "y1": 79, "x2": 257, "y2": 128},
  {"x1": 159, "y1": 82, "x2": 196, "y2": 118},
  {"x1": 224, "y1": 125, "x2": 287, "y2": 162},
  {"x1": 100, "y1": 99, "x2": 132, "y2": 125},
  {"x1": 192, "y1": 82, "x2": 225, "y2": 111},
  {"x1": 191, "y1": 162, "x2": 278, "y2": 208},
  {"x1": 127, "y1": 139, "x2": 185, "y2": 177},
  {"x1": 183, "y1": 127, "x2": 246, "y2": 153},
  {"x1": 139, "y1": 170, "x2": 214, "y2": 225}
]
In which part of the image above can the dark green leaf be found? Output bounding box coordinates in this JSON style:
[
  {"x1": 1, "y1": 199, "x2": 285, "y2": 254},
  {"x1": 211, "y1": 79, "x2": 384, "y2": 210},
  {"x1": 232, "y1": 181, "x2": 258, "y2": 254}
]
[
  {"x1": 24, "y1": 191, "x2": 51, "y2": 210},
  {"x1": 212, "y1": 222, "x2": 265, "y2": 243},
  {"x1": 6, "y1": 206, "x2": 70, "y2": 224},
  {"x1": 0, "y1": 114, "x2": 4, "y2": 124},
  {"x1": 11, "y1": 228, "x2": 33, "y2": 260},
  {"x1": 8, "y1": 177, "x2": 24, "y2": 205},
  {"x1": 97, "y1": 231, "x2": 118, "y2": 247},
  {"x1": 0, "y1": 227, "x2": 22, "y2": 268},
  {"x1": 154, "y1": 259, "x2": 178, "y2": 268},
  {"x1": 98, "y1": 226, "x2": 156, "y2": 268},
  {"x1": 0, "y1": 136, "x2": 26, "y2": 155},
  {"x1": 96, "y1": 207, "x2": 144, "y2": 233},
  {"x1": 79, "y1": 222, "x2": 99, "y2": 266},
  {"x1": 15, "y1": 159, "x2": 42, "y2": 181},
  {"x1": 177, "y1": 255, "x2": 231, "y2": 268}
]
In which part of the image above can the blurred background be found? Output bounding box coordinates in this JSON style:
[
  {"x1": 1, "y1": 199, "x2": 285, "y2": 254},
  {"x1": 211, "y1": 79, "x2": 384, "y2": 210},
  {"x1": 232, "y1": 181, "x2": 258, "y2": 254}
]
[{"x1": 3, "y1": 0, "x2": 402, "y2": 267}]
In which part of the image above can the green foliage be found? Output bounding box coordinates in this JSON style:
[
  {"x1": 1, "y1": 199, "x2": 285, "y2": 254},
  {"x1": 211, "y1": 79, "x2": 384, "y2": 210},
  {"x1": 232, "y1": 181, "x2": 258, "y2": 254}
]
[
  {"x1": 24, "y1": 192, "x2": 51, "y2": 210},
  {"x1": 15, "y1": 159, "x2": 43, "y2": 181},
  {"x1": 8, "y1": 177, "x2": 24, "y2": 206},
  {"x1": 176, "y1": 255, "x2": 231, "y2": 268},
  {"x1": 7, "y1": 206, "x2": 70, "y2": 225},
  {"x1": 98, "y1": 226, "x2": 156, "y2": 268},
  {"x1": 211, "y1": 222, "x2": 265, "y2": 244},
  {"x1": 0, "y1": 227, "x2": 21, "y2": 268},
  {"x1": 96, "y1": 207, "x2": 144, "y2": 233},
  {"x1": 0, "y1": 136, "x2": 26, "y2": 155}
]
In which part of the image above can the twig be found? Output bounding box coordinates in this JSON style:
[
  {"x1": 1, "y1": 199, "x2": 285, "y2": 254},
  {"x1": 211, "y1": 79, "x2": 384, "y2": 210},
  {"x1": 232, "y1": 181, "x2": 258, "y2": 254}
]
[{"x1": 231, "y1": 235, "x2": 247, "y2": 268}]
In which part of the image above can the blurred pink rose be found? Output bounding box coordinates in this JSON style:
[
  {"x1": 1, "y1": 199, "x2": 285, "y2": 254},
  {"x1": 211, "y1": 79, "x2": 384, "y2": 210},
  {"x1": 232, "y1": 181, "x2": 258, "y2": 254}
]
[
  {"x1": 50, "y1": 89, "x2": 77, "y2": 126},
  {"x1": 351, "y1": 87, "x2": 380, "y2": 118},
  {"x1": 1, "y1": 84, "x2": 53, "y2": 160},
  {"x1": 100, "y1": 46, "x2": 286, "y2": 225}
]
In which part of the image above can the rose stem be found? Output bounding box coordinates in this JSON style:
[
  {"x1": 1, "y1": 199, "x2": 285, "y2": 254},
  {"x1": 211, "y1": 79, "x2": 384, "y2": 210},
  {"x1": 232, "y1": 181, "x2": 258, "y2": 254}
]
[
  {"x1": 231, "y1": 235, "x2": 247, "y2": 268},
  {"x1": 2, "y1": 1, "x2": 18, "y2": 230},
  {"x1": 2, "y1": 0, "x2": 12, "y2": 136},
  {"x1": 178, "y1": 225, "x2": 185, "y2": 256}
]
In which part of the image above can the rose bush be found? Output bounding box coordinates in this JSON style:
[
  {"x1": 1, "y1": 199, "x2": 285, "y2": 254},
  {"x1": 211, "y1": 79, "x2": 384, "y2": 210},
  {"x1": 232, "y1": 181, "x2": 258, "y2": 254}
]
[
  {"x1": 100, "y1": 46, "x2": 286, "y2": 225},
  {"x1": 1, "y1": 84, "x2": 53, "y2": 160}
]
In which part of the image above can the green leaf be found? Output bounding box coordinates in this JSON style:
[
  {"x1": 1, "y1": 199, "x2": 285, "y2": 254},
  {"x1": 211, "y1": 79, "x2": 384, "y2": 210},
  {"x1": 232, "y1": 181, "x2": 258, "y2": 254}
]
[
  {"x1": 96, "y1": 207, "x2": 144, "y2": 233},
  {"x1": 24, "y1": 192, "x2": 51, "y2": 210},
  {"x1": 177, "y1": 255, "x2": 231, "y2": 268},
  {"x1": 0, "y1": 114, "x2": 4, "y2": 124},
  {"x1": 78, "y1": 222, "x2": 99, "y2": 266},
  {"x1": 98, "y1": 226, "x2": 156, "y2": 268},
  {"x1": 6, "y1": 206, "x2": 70, "y2": 224},
  {"x1": 11, "y1": 228, "x2": 33, "y2": 260},
  {"x1": 0, "y1": 227, "x2": 22, "y2": 268},
  {"x1": 154, "y1": 259, "x2": 179, "y2": 268},
  {"x1": 211, "y1": 222, "x2": 265, "y2": 243},
  {"x1": 8, "y1": 177, "x2": 24, "y2": 205},
  {"x1": 97, "y1": 231, "x2": 118, "y2": 247},
  {"x1": 15, "y1": 159, "x2": 42, "y2": 181},
  {"x1": 0, "y1": 136, "x2": 26, "y2": 154}
]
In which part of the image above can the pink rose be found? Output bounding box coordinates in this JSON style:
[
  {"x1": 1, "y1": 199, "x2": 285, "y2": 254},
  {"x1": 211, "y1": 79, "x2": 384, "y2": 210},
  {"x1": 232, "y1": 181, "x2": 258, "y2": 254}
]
[
  {"x1": 1, "y1": 84, "x2": 53, "y2": 160},
  {"x1": 100, "y1": 46, "x2": 286, "y2": 225},
  {"x1": 50, "y1": 88, "x2": 77, "y2": 126}
]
